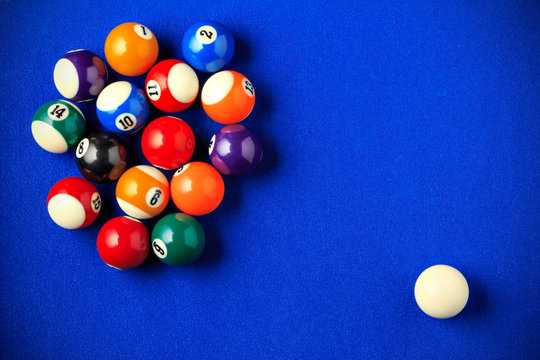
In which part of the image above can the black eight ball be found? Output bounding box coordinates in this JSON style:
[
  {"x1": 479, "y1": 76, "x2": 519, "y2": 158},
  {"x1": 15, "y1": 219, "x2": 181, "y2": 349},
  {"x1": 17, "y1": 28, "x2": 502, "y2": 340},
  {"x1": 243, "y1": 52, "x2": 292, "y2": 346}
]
[{"x1": 76, "y1": 132, "x2": 127, "y2": 183}]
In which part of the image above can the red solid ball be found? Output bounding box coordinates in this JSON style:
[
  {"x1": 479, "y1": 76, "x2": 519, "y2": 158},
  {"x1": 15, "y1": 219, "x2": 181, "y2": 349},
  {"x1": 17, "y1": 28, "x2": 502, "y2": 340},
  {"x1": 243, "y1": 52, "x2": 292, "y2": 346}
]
[
  {"x1": 145, "y1": 59, "x2": 199, "y2": 112},
  {"x1": 97, "y1": 216, "x2": 149, "y2": 270},
  {"x1": 141, "y1": 116, "x2": 195, "y2": 170}
]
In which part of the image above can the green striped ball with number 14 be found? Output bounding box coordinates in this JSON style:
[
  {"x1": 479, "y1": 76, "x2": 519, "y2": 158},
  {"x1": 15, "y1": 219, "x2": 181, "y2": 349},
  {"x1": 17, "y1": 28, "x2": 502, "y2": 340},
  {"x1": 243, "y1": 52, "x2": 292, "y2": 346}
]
[{"x1": 31, "y1": 99, "x2": 86, "y2": 153}]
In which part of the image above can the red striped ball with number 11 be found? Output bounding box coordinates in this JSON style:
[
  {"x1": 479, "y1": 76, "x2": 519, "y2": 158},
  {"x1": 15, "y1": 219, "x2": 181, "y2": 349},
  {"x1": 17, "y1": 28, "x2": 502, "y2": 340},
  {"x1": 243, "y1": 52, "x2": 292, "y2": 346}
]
[{"x1": 145, "y1": 60, "x2": 199, "y2": 112}]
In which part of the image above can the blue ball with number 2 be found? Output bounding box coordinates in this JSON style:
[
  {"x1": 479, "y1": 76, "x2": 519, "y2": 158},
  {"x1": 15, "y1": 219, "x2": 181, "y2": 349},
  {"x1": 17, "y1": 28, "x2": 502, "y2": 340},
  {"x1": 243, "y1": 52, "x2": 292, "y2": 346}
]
[
  {"x1": 182, "y1": 21, "x2": 235, "y2": 73},
  {"x1": 96, "y1": 81, "x2": 149, "y2": 134}
]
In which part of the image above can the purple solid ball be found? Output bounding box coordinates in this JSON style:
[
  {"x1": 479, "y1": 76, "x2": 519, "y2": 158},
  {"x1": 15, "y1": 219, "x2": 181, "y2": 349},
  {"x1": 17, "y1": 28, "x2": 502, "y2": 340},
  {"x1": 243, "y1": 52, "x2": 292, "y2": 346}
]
[
  {"x1": 209, "y1": 124, "x2": 263, "y2": 175},
  {"x1": 53, "y1": 49, "x2": 108, "y2": 102}
]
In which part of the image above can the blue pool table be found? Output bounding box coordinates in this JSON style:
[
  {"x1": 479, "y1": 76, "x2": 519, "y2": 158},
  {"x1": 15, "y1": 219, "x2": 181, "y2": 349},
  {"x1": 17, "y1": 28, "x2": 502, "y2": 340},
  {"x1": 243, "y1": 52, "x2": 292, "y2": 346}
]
[{"x1": 0, "y1": 0, "x2": 539, "y2": 358}]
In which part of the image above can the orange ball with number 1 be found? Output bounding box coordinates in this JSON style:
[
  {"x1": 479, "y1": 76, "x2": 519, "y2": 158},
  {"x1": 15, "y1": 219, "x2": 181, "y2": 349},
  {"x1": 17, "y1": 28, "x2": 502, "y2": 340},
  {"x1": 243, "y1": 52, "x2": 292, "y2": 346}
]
[{"x1": 105, "y1": 22, "x2": 159, "y2": 76}]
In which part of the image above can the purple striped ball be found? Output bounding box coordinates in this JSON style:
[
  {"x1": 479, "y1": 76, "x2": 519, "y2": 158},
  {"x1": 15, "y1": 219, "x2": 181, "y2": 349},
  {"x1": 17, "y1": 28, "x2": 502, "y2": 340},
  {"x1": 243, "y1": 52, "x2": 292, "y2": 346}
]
[{"x1": 53, "y1": 49, "x2": 108, "y2": 102}]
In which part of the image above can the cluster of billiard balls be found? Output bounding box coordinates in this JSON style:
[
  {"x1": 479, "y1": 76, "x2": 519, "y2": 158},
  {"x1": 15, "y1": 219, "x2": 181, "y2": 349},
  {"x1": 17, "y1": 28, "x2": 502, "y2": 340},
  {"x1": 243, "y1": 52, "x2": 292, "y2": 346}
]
[{"x1": 32, "y1": 21, "x2": 263, "y2": 270}]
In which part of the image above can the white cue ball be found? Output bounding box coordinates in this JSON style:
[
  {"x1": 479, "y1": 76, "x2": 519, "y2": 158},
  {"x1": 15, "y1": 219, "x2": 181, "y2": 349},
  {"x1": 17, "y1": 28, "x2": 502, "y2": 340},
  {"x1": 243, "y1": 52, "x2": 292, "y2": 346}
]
[{"x1": 414, "y1": 265, "x2": 469, "y2": 319}]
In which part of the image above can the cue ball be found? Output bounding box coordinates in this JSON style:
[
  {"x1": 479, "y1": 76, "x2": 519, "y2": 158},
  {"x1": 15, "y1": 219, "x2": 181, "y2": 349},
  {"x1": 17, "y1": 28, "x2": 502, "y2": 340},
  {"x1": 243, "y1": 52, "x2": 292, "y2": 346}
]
[
  {"x1": 170, "y1": 162, "x2": 224, "y2": 216},
  {"x1": 116, "y1": 165, "x2": 170, "y2": 219},
  {"x1": 145, "y1": 59, "x2": 199, "y2": 112},
  {"x1": 97, "y1": 216, "x2": 149, "y2": 270},
  {"x1": 47, "y1": 177, "x2": 101, "y2": 229},
  {"x1": 76, "y1": 132, "x2": 128, "y2": 183},
  {"x1": 104, "y1": 22, "x2": 159, "y2": 76},
  {"x1": 181, "y1": 21, "x2": 235, "y2": 73},
  {"x1": 414, "y1": 265, "x2": 469, "y2": 319},
  {"x1": 201, "y1": 70, "x2": 255, "y2": 124},
  {"x1": 53, "y1": 49, "x2": 108, "y2": 102},
  {"x1": 209, "y1": 124, "x2": 263, "y2": 175},
  {"x1": 32, "y1": 100, "x2": 86, "y2": 153},
  {"x1": 151, "y1": 213, "x2": 205, "y2": 266},
  {"x1": 96, "y1": 81, "x2": 149, "y2": 134},
  {"x1": 141, "y1": 116, "x2": 195, "y2": 170}
]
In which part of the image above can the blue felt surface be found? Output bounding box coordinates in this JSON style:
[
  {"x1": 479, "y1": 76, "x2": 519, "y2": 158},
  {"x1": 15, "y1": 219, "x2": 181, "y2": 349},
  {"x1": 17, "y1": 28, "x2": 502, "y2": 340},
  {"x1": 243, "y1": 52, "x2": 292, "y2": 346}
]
[{"x1": 0, "y1": 0, "x2": 539, "y2": 359}]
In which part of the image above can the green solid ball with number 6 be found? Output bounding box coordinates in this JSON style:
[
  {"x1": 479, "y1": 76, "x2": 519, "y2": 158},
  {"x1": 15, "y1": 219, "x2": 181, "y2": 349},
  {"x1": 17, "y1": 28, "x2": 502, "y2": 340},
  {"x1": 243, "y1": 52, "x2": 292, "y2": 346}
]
[
  {"x1": 151, "y1": 213, "x2": 205, "y2": 266},
  {"x1": 31, "y1": 100, "x2": 86, "y2": 153}
]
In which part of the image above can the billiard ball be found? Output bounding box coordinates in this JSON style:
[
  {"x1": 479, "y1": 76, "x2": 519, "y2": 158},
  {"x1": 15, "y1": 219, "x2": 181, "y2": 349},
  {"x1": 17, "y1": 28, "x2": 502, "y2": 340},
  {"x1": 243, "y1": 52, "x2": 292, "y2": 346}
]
[
  {"x1": 141, "y1": 116, "x2": 195, "y2": 170},
  {"x1": 414, "y1": 265, "x2": 469, "y2": 319},
  {"x1": 116, "y1": 165, "x2": 169, "y2": 219},
  {"x1": 97, "y1": 216, "x2": 149, "y2": 270},
  {"x1": 96, "y1": 81, "x2": 149, "y2": 134},
  {"x1": 201, "y1": 71, "x2": 255, "y2": 124},
  {"x1": 181, "y1": 21, "x2": 235, "y2": 73},
  {"x1": 32, "y1": 100, "x2": 86, "y2": 153},
  {"x1": 104, "y1": 22, "x2": 159, "y2": 76},
  {"x1": 145, "y1": 60, "x2": 199, "y2": 112},
  {"x1": 151, "y1": 213, "x2": 205, "y2": 266},
  {"x1": 47, "y1": 177, "x2": 101, "y2": 229},
  {"x1": 209, "y1": 124, "x2": 263, "y2": 175},
  {"x1": 53, "y1": 49, "x2": 108, "y2": 102},
  {"x1": 76, "y1": 132, "x2": 127, "y2": 183},
  {"x1": 170, "y1": 162, "x2": 224, "y2": 216}
]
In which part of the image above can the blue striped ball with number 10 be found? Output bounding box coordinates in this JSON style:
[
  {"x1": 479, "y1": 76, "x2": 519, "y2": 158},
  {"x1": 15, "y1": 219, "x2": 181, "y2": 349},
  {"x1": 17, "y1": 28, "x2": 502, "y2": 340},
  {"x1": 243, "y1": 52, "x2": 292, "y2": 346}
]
[{"x1": 96, "y1": 81, "x2": 149, "y2": 134}]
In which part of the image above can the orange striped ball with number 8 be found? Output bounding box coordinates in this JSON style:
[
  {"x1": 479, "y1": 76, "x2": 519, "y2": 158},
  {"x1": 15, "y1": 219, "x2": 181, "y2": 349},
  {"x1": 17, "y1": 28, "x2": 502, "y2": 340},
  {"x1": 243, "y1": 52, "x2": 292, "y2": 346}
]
[{"x1": 116, "y1": 165, "x2": 170, "y2": 219}]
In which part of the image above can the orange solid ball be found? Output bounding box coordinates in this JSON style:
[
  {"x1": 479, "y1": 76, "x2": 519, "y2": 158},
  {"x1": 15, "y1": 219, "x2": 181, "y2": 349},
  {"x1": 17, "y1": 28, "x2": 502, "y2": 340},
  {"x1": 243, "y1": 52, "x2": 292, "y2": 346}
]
[
  {"x1": 104, "y1": 22, "x2": 159, "y2": 76},
  {"x1": 201, "y1": 71, "x2": 255, "y2": 124},
  {"x1": 170, "y1": 162, "x2": 225, "y2": 216}
]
